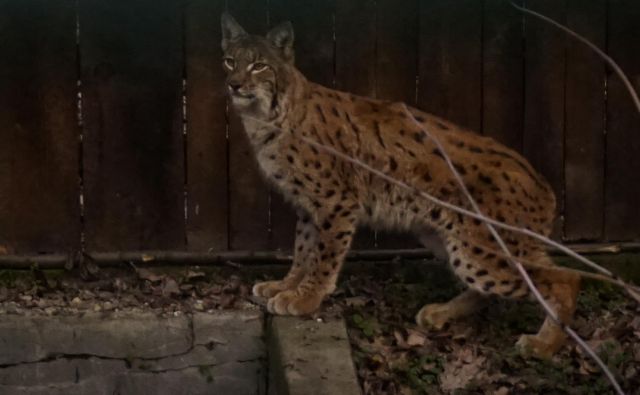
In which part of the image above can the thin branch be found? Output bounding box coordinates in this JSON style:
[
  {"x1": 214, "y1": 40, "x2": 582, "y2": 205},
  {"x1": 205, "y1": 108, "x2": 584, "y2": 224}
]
[
  {"x1": 401, "y1": 106, "x2": 624, "y2": 395},
  {"x1": 511, "y1": 0, "x2": 640, "y2": 117}
]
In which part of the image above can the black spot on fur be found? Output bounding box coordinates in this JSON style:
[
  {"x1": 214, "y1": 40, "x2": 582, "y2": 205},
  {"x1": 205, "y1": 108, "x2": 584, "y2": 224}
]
[
  {"x1": 436, "y1": 121, "x2": 449, "y2": 130},
  {"x1": 478, "y1": 173, "x2": 493, "y2": 185},
  {"x1": 389, "y1": 156, "x2": 398, "y2": 171},
  {"x1": 431, "y1": 148, "x2": 444, "y2": 160},
  {"x1": 315, "y1": 104, "x2": 327, "y2": 123},
  {"x1": 262, "y1": 132, "x2": 277, "y2": 146},
  {"x1": 452, "y1": 162, "x2": 467, "y2": 175},
  {"x1": 373, "y1": 121, "x2": 386, "y2": 148},
  {"x1": 413, "y1": 131, "x2": 426, "y2": 143},
  {"x1": 483, "y1": 281, "x2": 496, "y2": 291},
  {"x1": 336, "y1": 231, "x2": 350, "y2": 240}
]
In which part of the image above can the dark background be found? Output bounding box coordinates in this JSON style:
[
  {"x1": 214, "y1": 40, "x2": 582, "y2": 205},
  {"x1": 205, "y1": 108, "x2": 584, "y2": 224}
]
[{"x1": 0, "y1": 0, "x2": 638, "y2": 255}]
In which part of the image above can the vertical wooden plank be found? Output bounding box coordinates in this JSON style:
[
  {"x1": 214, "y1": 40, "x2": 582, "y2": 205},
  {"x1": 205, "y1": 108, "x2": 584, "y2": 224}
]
[
  {"x1": 80, "y1": 0, "x2": 185, "y2": 251},
  {"x1": 483, "y1": 0, "x2": 525, "y2": 151},
  {"x1": 0, "y1": 0, "x2": 79, "y2": 253},
  {"x1": 418, "y1": 0, "x2": 483, "y2": 131},
  {"x1": 374, "y1": 0, "x2": 421, "y2": 249},
  {"x1": 226, "y1": 0, "x2": 271, "y2": 250},
  {"x1": 522, "y1": 0, "x2": 566, "y2": 238},
  {"x1": 335, "y1": 0, "x2": 377, "y2": 249},
  {"x1": 376, "y1": 0, "x2": 418, "y2": 104},
  {"x1": 185, "y1": 0, "x2": 229, "y2": 251},
  {"x1": 269, "y1": 0, "x2": 336, "y2": 251},
  {"x1": 564, "y1": 0, "x2": 606, "y2": 241},
  {"x1": 335, "y1": 0, "x2": 376, "y2": 98},
  {"x1": 606, "y1": 0, "x2": 640, "y2": 241}
]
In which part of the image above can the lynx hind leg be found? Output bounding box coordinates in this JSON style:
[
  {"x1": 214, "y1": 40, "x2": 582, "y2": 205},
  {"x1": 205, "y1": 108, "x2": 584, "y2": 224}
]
[
  {"x1": 415, "y1": 232, "x2": 489, "y2": 329},
  {"x1": 516, "y1": 261, "x2": 581, "y2": 359},
  {"x1": 416, "y1": 232, "x2": 530, "y2": 330},
  {"x1": 253, "y1": 212, "x2": 317, "y2": 298},
  {"x1": 446, "y1": 234, "x2": 580, "y2": 358},
  {"x1": 416, "y1": 289, "x2": 487, "y2": 329}
]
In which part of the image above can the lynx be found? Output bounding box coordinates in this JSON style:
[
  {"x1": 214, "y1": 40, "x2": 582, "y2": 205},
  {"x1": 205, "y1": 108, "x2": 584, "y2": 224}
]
[{"x1": 220, "y1": 13, "x2": 580, "y2": 358}]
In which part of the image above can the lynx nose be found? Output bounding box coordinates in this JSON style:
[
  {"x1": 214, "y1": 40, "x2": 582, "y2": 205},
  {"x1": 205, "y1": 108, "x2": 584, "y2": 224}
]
[{"x1": 228, "y1": 82, "x2": 242, "y2": 92}]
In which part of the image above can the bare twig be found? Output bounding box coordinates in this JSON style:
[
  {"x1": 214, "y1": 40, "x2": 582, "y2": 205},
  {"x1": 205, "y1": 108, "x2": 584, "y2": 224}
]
[
  {"x1": 401, "y1": 106, "x2": 624, "y2": 395},
  {"x1": 511, "y1": 0, "x2": 640, "y2": 117}
]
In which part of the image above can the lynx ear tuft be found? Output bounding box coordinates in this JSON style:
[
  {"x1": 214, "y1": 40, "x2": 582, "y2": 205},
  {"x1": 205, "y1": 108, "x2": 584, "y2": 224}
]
[
  {"x1": 267, "y1": 21, "x2": 294, "y2": 60},
  {"x1": 221, "y1": 12, "x2": 247, "y2": 51}
]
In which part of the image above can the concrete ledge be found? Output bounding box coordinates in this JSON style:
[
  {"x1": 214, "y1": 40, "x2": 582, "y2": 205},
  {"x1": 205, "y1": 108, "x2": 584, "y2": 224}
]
[
  {"x1": 0, "y1": 311, "x2": 265, "y2": 395},
  {"x1": 268, "y1": 317, "x2": 362, "y2": 395}
]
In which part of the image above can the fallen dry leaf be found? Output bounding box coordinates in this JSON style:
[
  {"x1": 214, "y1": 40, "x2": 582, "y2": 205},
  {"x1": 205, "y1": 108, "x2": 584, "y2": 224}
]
[
  {"x1": 406, "y1": 330, "x2": 426, "y2": 347},
  {"x1": 161, "y1": 278, "x2": 181, "y2": 297},
  {"x1": 440, "y1": 355, "x2": 487, "y2": 392},
  {"x1": 136, "y1": 268, "x2": 164, "y2": 283}
]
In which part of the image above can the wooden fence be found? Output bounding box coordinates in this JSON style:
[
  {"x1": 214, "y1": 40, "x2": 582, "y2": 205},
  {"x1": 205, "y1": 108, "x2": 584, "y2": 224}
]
[{"x1": 0, "y1": 0, "x2": 639, "y2": 255}]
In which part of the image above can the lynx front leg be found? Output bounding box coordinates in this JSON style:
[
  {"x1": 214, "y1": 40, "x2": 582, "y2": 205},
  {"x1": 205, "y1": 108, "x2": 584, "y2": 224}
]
[
  {"x1": 253, "y1": 210, "x2": 318, "y2": 298},
  {"x1": 267, "y1": 208, "x2": 357, "y2": 315}
]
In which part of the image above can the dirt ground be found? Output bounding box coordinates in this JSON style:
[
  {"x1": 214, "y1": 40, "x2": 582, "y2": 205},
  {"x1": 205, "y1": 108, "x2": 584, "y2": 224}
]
[
  {"x1": 0, "y1": 258, "x2": 638, "y2": 394},
  {"x1": 330, "y1": 260, "x2": 640, "y2": 395}
]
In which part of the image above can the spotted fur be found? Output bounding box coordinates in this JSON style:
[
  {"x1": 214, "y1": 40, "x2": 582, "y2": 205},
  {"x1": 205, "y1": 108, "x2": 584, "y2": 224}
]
[{"x1": 220, "y1": 13, "x2": 580, "y2": 358}]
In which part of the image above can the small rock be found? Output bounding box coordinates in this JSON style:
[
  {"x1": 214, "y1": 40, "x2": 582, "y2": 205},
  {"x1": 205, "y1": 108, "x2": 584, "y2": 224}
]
[
  {"x1": 19, "y1": 295, "x2": 33, "y2": 302},
  {"x1": 71, "y1": 297, "x2": 82, "y2": 305}
]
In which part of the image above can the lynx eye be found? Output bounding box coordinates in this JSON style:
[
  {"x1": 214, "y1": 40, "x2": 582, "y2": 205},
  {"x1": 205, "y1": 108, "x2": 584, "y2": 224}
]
[
  {"x1": 223, "y1": 57, "x2": 235, "y2": 70},
  {"x1": 251, "y1": 62, "x2": 268, "y2": 73}
]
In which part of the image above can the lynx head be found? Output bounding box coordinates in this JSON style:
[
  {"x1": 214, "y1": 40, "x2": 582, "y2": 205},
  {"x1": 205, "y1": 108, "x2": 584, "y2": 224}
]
[{"x1": 221, "y1": 13, "x2": 295, "y2": 119}]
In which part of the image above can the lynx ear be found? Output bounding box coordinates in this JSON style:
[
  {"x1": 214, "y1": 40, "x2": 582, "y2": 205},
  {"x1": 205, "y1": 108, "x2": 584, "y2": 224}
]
[
  {"x1": 267, "y1": 21, "x2": 294, "y2": 60},
  {"x1": 221, "y1": 12, "x2": 247, "y2": 51}
]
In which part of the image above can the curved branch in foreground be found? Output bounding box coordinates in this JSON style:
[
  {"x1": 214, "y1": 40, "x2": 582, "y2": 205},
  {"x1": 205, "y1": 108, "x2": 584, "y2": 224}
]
[{"x1": 511, "y1": 0, "x2": 640, "y2": 117}]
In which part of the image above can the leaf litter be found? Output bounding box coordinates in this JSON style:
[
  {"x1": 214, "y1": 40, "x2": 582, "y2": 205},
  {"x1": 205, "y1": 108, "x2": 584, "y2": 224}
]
[{"x1": 328, "y1": 259, "x2": 640, "y2": 395}]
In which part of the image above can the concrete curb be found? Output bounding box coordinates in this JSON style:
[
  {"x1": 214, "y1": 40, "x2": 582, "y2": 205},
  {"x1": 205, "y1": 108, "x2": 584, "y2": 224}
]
[
  {"x1": 0, "y1": 311, "x2": 265, "y2": 395},
  {"x1": 268, "y1": 316, "x2": 362, "y2": 395}
]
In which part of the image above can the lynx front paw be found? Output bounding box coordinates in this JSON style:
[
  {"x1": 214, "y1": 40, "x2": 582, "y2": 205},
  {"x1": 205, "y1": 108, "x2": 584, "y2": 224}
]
[
  {"x1": 415, "y1": 303, "x2": 451, "y2": 330},
  {"x1": 252, "y1": 280, "x2": 294, "y2": 299},
  {"x1": 516, "y1": 334, "x2": 561, "y2": 360},
  {"x1": 266, "y1": 289, "x2": 324, "y2": 316}
]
